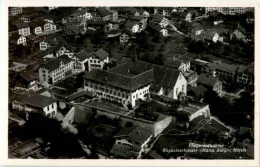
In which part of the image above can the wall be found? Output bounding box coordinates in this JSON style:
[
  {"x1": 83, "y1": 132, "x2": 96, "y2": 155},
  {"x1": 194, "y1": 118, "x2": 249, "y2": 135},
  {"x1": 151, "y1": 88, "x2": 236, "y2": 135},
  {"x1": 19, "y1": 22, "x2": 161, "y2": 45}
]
[
  {"x1": 43, "y1": 102, "x2": 58, "y2": 117},
  {"x1": 84, "y1": 104, "x2": 173, "y2": 137},
  {"x1": 173, "y1": 73, "x2": 187, "y2": 99}
]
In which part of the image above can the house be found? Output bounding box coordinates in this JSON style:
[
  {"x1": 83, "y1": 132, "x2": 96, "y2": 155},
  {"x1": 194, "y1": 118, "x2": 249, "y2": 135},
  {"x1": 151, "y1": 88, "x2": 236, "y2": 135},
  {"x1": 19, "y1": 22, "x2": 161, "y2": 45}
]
[
  {"x1": 207, "y1": 10, "x2": 224, "y2": 25},
  {"x1": 63, "y1": 22, "x2": 85, "y2": 35},
  {"x1": 20, "y1": 13, "x2": 44, "y2": 23},
  {"x1": 110, "y1": 10, "x2": 118, "y2": 22},
  {"x1": 86, "y1": 20, "x2": 107, "y2": 31},
  {"x1": 119, "y1": 29, "x2": 136, "y2": 45},
  {"x1": 10, "y1": 33, "x2": 27, "y2": 46},
  {"x1": 39, "y1": 34, "x2": 64, "y2": 51},
  {"x1": 39, "y1": 55, "x2": 73, "y2": 84},
  {"x1": 236, "y1": 65, "x2": 254, "y2": 86},
  {"x1": 124, "y1": 21, "x2": 140, "y2": 33},
  {"x1": 188, "y1": 22, "x2": 204, "y2": 36},
  {"x1": 40, "y1": 35, "x2": 75, "y2": 58},
  {"x1": 43, "y1": 22, "x2": 57, "y2": 34},
  {"x1": 104, "y1": 22, "x2": 120, "y2": 32},
  {"x1": 72, "y1": 49, "x2": 91, "y2": 73},
  {"x1": 135, "y1": 8, "x2": 150, "y2": 17},
  {"x1": 150, "y1": 15, "x2": 168, "y2": 28},
  {"x1": 190, "y1": 59, "x2": 208, "y2": 75},
  {"x1": 93, "y1": 7, "x2": 111, "y2": 21},
  {"x1": 15, "y1": 22, "x2": 31, "y2": 36},
  {"x1": 130, "y1": 15, "x2": 148, "y2": 30},
  {"x1": 14, "y1": 70, "x2": 38, "y2": 92},
  {"x1": 30, "y1": 19, "x2": 46, "y2": 35},
  {"x1": 12, "y1": 94, "x2": 58, "y2": 118},
  {"x1": 230, "y1": 23, "x2": 248, "y2": 42},
  {"x1": 84, "y1": 59, "x2": 158, "y2": 107},
  {"x1": 87, "y1": 49, "x2": 110, "y2": 71},
  {"x1": 147, "y1": 22, "x2": 168, "y2": 37},
  {"x1": 197, "y1": 30, "x2": 219, "y2": 43},
  {"x1": 10, "y1": 7, "x2": 23, "y2": 16},
  {"x1": 197, "y1": 73, "x2": 222, "y2": 95},
  {"x1": 180, "y1": 12, "x2": 192, "y2": 22},
  {"x1": 110, "y1": 126, "x2": 153, "y2": 159},
  {"x1": 187, "y1": 85, "x2": 207, "y2": 101},
  {"x1": 154, "y1": 7, "x2": 173, "y2": 17},
  {"x1": 164, "y1": 55, "x2": 197, "y2": 87},
  {"x1": 202, "y1": 61, "x2": 239, "y2": 82}
]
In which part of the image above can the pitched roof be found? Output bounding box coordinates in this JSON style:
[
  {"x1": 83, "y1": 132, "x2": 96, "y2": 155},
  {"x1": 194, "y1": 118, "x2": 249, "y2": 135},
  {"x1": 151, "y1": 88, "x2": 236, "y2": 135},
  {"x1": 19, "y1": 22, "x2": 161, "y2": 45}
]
[
  {"x1": 63, "y1": 23, "x2": 85, "y2": 34},
  {"x1": 188, "y1": 85, "x2": 207, "y2": 96},
  {"x1": 209, "y1": 61, "x2": 239, "y2": 73},
  {"x1": 87, "y1": 20, "x2": 107, "y2": 26},
  {"x1": 125, "y1": 21, "x2": 138, "y2": 28},
  {"x1": 112, "y1": 59, "x2": 181, "y2": 91},
  {"x1": 75, "y1": 49, "x2": 92, "y2": 61},
  {"x1": 84, "y1": 68, "x2": 154, "y2": 92},
  {"x1": 164, "y1": 59, "x2": 183, "y2": 69},
  {"x1": 93, "y1": 48, "x2": 109, "y2": 60},
  {"x1": 197, "y1": 73, "x2": 218, "y2": 87},
  {"x1": 42, "y1": 55, "x2": 72, "y2": 71},
  {"x1": 15, "y1": 22, "x2": 30, "y2": 29},
  {"x1": 97, "y1": 7, "x2": 110, "y2": 17},
  {"x1": 151, "y1": 15, "x2": 165, "y2": 23},
  {"x1": 22, "y1": 94, "x2": 57, "y2": 108},
  {"x1": 20, "y1": 70, "x2": 38, "y2": 82},
  {"x1": 192, "y1": 22, "x2": 204, "y2": 31},
  {"x1": 131, "y1": 15, "x2": 144, "y2": 21}
]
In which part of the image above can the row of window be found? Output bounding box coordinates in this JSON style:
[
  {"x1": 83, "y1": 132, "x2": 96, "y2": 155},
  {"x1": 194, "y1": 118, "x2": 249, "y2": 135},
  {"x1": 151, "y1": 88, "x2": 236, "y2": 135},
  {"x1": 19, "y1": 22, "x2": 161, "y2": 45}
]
[{"x1": 46, "y1": 103, "x2": 55, "y2": 111}]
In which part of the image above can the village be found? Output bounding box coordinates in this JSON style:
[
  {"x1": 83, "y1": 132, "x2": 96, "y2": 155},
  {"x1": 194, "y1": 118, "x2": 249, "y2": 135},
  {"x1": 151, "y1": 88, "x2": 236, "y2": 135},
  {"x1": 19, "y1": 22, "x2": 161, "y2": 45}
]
[{"x1": 8, "y1": 7, "x2": 254, "y2": 159}]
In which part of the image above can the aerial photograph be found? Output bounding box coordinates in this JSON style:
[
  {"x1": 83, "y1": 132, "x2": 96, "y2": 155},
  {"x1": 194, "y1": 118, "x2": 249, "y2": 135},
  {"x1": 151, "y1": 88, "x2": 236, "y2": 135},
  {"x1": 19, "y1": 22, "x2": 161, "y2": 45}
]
[{"x1": 8, "y1": 6, "x2": 254, "y2": 159}]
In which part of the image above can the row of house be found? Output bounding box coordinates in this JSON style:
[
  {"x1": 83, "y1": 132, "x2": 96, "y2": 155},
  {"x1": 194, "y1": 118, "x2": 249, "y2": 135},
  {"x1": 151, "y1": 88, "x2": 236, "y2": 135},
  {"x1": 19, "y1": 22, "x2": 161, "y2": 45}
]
[{"x1": 39, "y1": 49, "x2": 110, "y2": 85}]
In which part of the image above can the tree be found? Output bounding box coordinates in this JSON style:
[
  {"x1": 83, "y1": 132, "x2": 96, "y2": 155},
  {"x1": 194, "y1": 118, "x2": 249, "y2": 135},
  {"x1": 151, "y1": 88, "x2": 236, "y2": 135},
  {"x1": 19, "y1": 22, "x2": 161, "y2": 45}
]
[
  {"x1": 187, "y1": 40, "x2": 205, "y2": 55},
  {"x1": 223, "y1": 45, "x2": 232, "y2": 56}
]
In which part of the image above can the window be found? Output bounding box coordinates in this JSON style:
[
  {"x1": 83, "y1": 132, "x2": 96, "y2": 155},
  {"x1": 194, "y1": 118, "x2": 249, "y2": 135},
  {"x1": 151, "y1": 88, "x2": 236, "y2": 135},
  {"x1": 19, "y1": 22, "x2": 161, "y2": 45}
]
[
  {"x1": 182, "y1": 85, "x2": 184, "y2": 92},
  {"x1": 176, "y1": 88, "x2": 178, "y2": 95},
  {"x1": 52, "y1": 104, "x2": 54, "y2": 108},
  {"x1": 47, "y1": 106, "x2": 49, "y2": 111}
]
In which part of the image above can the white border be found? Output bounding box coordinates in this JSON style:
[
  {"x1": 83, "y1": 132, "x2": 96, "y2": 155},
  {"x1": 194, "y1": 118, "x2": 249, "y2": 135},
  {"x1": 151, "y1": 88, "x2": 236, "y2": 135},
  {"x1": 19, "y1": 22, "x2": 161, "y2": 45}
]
[{"x1": 0, "y1": 0, "x2": 259, "y2": 166}]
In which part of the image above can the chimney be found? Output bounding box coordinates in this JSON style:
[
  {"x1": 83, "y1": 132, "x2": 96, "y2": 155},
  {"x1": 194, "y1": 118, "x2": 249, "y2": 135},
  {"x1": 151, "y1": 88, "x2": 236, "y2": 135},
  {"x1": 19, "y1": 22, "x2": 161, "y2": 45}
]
[{"x1": 127, "y1": 69, "x2": 130, "y2": 73}]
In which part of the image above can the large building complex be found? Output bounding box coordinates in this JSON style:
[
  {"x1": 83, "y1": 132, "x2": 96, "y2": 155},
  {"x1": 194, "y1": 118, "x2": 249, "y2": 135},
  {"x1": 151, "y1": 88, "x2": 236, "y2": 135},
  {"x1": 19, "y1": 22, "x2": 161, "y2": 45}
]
[{"x1": 205, "y1": 7, "x2": 254, "y2": 15}]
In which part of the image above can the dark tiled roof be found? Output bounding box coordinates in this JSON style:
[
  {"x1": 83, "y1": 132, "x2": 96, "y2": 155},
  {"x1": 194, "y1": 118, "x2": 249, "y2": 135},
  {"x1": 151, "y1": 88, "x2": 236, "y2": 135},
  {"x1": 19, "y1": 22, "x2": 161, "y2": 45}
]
[
  {"x1": 164, "y1": 59, "x2": 183, "y2": 69},
  {"x1": 20, "y1": 70, "x2": 38, "y2": 82},
  {"x1": 22, "y1": 94, "x2": 57, "y2": 108},
  {"x1": 84, "y1": 68, "x2": 154, "y2": 91},
  {"x1": 197, "y1": 73, "x2": 218, "y2": 87},
  {"x1": 15, "y1": 22, "x2": 30, "y2": 29},
  {"x1": 131, "y1": 16, "x2": 144, "y2": 21},
  {"x1": 189, "y1": 85, "x2": 207, "y2": 96},
  {"x1": 125, "y1": 21, "x2": 137, "y2": 28},
  {"x1": 87, "y1": 20, "x2": 107, "y2": 26},
  {"x1": 97, "y1": 7, "x2": 110, "y2": 17},
  {"x1": 42, "y1": 55, "x2": 72, "y2": 72},
  {"x1": 93, "y1": 48, "x2": 109, "y2": 60},
  {"x1": 151, "y1": 15, "x2": 165, "y2": 23},
  {"x1": 75, "y1": 49, "x2": 92, "y2": 61},
  {"x1": 111, "y1": 59, "x2": 181, "y2": 91}
]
